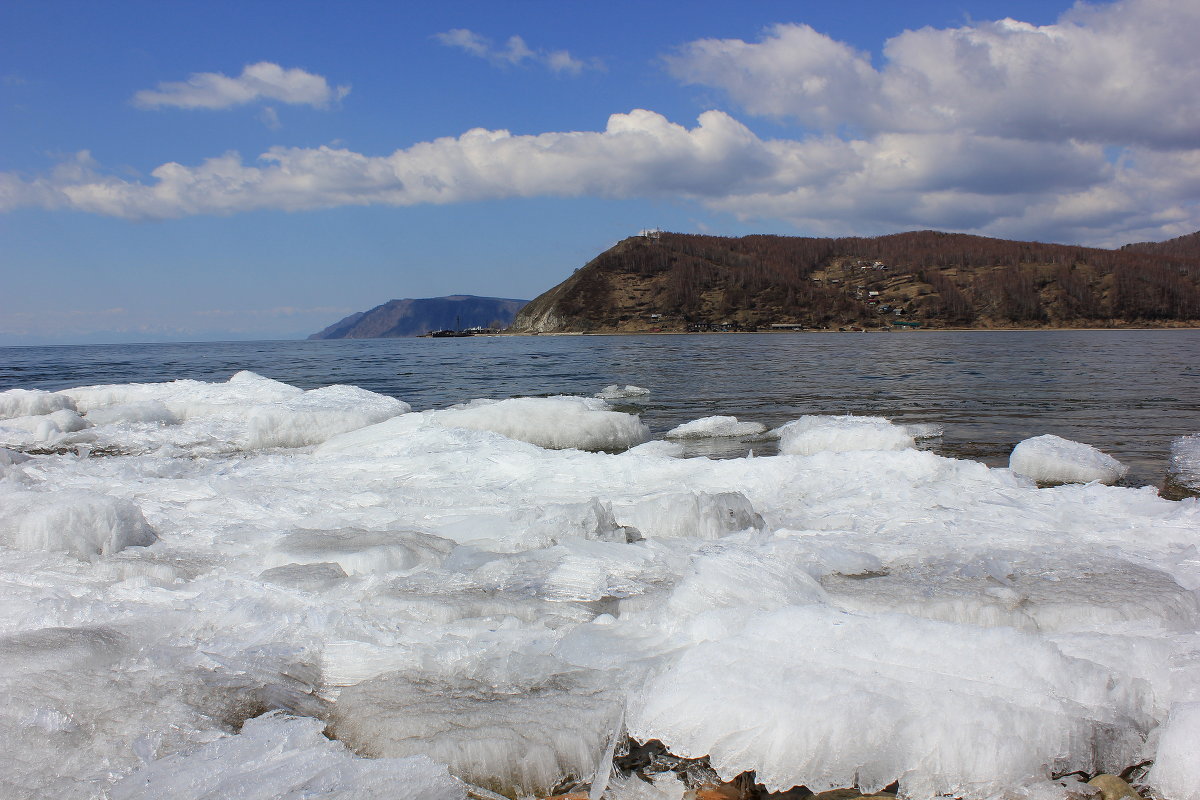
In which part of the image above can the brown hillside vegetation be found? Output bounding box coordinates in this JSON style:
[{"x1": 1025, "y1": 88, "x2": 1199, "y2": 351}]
[
  {"x1": 511, "y1": 230, "x2": 1200, "y2": 333},
  {"x1": 1121, "y1": 230, "x2": 1200, "y2": 259}
]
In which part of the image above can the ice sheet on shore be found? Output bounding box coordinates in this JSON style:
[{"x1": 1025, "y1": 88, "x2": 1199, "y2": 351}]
[
  {"x1": 0, "y1": 388, "x2": 77, "y2": 419},
  {"x1": 1, "y1": 373, "x2": 1198, "y2": 800},
  {"x1": 0, "y1": 371, "x2": 410, "y2": 455}
]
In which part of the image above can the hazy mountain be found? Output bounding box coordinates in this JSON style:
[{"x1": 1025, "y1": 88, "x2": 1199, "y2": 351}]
[{"x1": 310, "y1": 295, "x2": 528, "y2": 339}]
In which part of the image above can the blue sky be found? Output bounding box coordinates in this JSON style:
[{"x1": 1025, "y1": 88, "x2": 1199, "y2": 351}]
[{"x1": 2, "y1": 0, "x2": 1197, "y2": 344}]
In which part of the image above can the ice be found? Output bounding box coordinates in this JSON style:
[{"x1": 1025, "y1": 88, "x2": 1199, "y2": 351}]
[
  {"x1": 0, "y1": 447, "x2": 30, "y2": 466},
  {"x1": 614, "y1": 491, "x2": 764, "y2": 541},
  {"x1": 429, "y1": 395, "x2": 650, "y2": 451},
  {"x1": 83, "y1": 400, "x2": 179, "y2": 426},
  {"x1": 0, "y1": 490, "x2": 157, "y2": 557},
  {"x1": 904, "y1": 421, "x2": 944, "y2": 439},
  {"x1": 627, "y1": 605, "x2": 1152, "y2": 797},
  {"x1": 0, "y1": 388, "x2": 76, "y2": 419},
  {"x1": 0, "y1": 409, "x2": 92, "y2": 449},
  {"x1": 332, "y1": 671, "x2": 621, "y2": 798},
  {"x1": 245, "y1": 383, "x2": 410, "y2": 449},
  {"x1": 0, "y1": 626, "x2": 127, "y2": 674},
  {"x1": 663, "y1": 540, "x2": 829, "y2": 616},
  {"x1": 258, "y1": 561, "x2": 349, "y2": 591},
  {"x1": 620, "y1": 439, "x2": 685, "y2": 458},
  {"x1": 50, "y1": 371, "x2": 410, "y2": 454},
  {"x1": 265, "y1": 528, "x2": 455, "y2": 576},
  {"x1": 1, "y1": 370, "x2": 1198, "y2": 799},
  {"x1": 110, "y1": 712, "x2": 466, "y2": 800},
  {"x1": 605, "y1": 772, "x2": 686, "y2": 800},
  {"x1": 1009, "y1": 434, "x2": 1129, "y2": 485},
  {"x1": 777, "y1": 414, "x2": 915, "y2": 455},
  {"x1": 1147, "y1": 702, "x2": 1200, "y2": 800},
  {"x1": 821, "y1": 554, "x2": 1200, "y2": 634},
  {"x1": 1168, "y1": 433, "x2": 1200, "y2": 491},
  {"x1": 596, "y1": 384, "x2": 651, "y2": 400},
  {"x1": 665, "y1": 416, "x2": 767, "y2": 439}
]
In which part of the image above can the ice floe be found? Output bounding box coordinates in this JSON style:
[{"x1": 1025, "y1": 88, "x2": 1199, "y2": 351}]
[
  {"x1": 664, "y1": 415, "x2": 766, "y2": 439},
  {"x1": 1010, "y1": 433, "x2": 1129, "y2": 485},
  {"x1": 1168, "y1": 433, "x2": 1200, "y2": 494},
  {"x1": 776, "y1": 414, "x2": 915, "y2": 455},
  {"x1": 429, "y1": 396, "x2": 650, "y2": 451},
  {"x1": 596, "y1": 385, "x2": 651, "y2": 400}
]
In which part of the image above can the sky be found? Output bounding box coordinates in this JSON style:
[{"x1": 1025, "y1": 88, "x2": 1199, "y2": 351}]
[{"x1": 2, "y1": 0, "x2": 1198, "y2": 344}]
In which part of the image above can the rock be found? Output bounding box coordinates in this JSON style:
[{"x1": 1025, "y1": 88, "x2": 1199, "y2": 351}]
[
  {"x1": 1086, "y1": 775, "x2": 1142, "y2": 800},
  {"x1": 688, "y1": 784, "x2": 745, "y2": 800}
]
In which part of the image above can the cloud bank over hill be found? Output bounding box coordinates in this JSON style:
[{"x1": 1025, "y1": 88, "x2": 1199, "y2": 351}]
[{"x1": 2, "y1": 0, "x2": 1197, "y2": 247}]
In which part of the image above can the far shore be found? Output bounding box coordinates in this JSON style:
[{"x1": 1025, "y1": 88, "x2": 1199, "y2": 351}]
[{"x1": 489, "y1": 324, "x2": 1200, "y2": 337}]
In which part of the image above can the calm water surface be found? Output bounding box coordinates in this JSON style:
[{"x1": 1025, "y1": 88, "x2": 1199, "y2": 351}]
[{"x1": 2, "y1": 331, "x2": 1198, "y2": 488}]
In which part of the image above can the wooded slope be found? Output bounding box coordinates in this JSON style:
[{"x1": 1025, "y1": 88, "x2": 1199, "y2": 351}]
[{"x1": 511, "y1": 231, "x2": 1200, "y2": 333}]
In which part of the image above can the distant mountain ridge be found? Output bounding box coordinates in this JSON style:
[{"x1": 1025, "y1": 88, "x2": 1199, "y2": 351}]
[
  {"x1": 310, "y1": 295, "x2": 528, "y2": 339},
  {"x1": 511, "y1": 230, "x2": 1200, "y2": 333}
]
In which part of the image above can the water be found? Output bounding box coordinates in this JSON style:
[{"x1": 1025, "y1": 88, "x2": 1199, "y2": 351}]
[{"x1": 2, "y1": 330, "x2": 1198, "y2": 487}]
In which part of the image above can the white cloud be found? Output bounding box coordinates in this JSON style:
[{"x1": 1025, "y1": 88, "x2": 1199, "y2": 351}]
[
  {"x1": 2, "y1": 109, "x2": 1195, "y2": 246},
  {"x1": 666, "y1": 0, "x2": 1200, "y2": 149},
  {"x1": 0, "y1": 111, "x2": 780, "y2": 218},
  {"x1": 258, "y1": 106, "x2": 281, "y2": 130},
  {"x1": 435, "y1": 29, "x2": 599, "y2": 74},
  {"x1": 545, "y1": 50, "x2": 586, "y2": 76},
  {"x1": 133, "y1": 62, "x2": 350, "y2": 110}
]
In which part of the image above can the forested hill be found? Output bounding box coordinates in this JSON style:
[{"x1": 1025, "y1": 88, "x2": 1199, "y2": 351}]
[
  {"x1": 311, "y1": 295, "x2": 527, "y2": 339},
  {"x1": 1121, "y1": 231, "x2": 1200, "y2": 259},
  {"x1": 510, "y1": 230, "x2": 1200, "y2": 333}
]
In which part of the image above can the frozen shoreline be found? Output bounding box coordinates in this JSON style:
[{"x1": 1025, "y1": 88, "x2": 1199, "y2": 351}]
[{"x1": 1, "y1": 373, "x2": 1199, "y2": 799}]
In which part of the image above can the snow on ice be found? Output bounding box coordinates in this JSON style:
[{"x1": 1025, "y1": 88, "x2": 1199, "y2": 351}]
[{"x1": 0, "y1": 373, "x2": 1197, "y2": 799}]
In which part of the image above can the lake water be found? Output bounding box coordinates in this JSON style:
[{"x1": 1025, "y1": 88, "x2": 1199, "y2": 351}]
[{"x1": 2, "y1": 329, "x2": 1198, "y2": 487}]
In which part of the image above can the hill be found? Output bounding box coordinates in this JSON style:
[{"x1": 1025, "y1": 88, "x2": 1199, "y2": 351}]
[
  {"x1": 310, "y1": 295, "x2": 528, "y2": 339},
  {"x1": 511, "y1": 231, "x2": 1200, "y2": 333},
  {"x1": 1121, "y1": 230, "x2": 1200, "y2": 259}
]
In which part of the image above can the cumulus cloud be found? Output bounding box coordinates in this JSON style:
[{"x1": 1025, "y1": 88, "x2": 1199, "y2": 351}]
[
  {"x1": 3, "y1": 107, "x2": 1195, "y2": 245},
  {"x1": 435, "y1": 29, "x2": 597, "y2": 75},
  {"x1": 666, "y1": 0, "x2": 1200, "y2": 149},
  {"x1": 0, "y1": 111, "x2": 781, "y2": 218},
  {"x1": 133, "y1": 62, "x2": 350, "y2": 110}
]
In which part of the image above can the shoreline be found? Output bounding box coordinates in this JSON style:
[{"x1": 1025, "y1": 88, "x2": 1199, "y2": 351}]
[{"x1": 493, "y1": 324, "x2": 1200, "y2": 337}]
